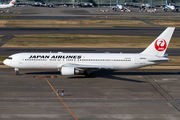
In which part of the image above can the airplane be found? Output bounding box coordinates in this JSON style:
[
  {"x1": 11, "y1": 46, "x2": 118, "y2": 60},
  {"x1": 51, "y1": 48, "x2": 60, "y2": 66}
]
[
  {"x1": 3, "y1": 27, "x2": 175, "y2": 77},
  {"x1": 112, "y1": 0, "x2": 131, "y2": 12},
  {"x1": 132, "y1": 0, "x2": 151, "y2": 8},
  {"x1": 138, "y1": 0, "x2": 156, "y2": 12},
  {"x1": 163, "y1": 0, "x2": 178, "y2": 12},
  {"x1": 139, "y1": 3, "x2": 151, "y2": 12},
  {"x1": 32, "y1": 2, "x2": 54, "y2": 8},
  {"x1": 0, "y1": 0, "x2": 16, "y2": 9}
]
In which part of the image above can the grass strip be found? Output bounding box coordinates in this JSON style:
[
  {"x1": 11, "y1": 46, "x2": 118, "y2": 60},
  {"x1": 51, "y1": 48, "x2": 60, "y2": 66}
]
[
  {"x1": 141, "y1": 17, "x2": 180, "y2": 20},
  {"x1": 140, "y1": 66, "x2": 180, "y2": 69},
  {"x1": 0, "y1": 56, "x2": 7, "y2": 62},
  {"x1": 0, "y1": 20, "x2": 153, "y2": 28},
  {"x1": 14, "y1": 34, "x2": 141, "y2": 38},
  {"x1": 148, "y1": 20, "x2": 180, "y2": 27},
  {"x1": 2, "y1": 35, "x2": 180, "y2": 48}
]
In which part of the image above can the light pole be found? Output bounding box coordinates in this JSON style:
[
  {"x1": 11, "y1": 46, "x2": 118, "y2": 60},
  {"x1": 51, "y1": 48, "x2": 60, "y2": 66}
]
[
  {"x1": 110, "y1": 0, "x2": 111, "y2": 11},
  {"x1": 98, "y1": 0, "x2": 99, "y2": 7},
  {"x1": 98, "y1": 0, "x2": 99, "y2": 11}
]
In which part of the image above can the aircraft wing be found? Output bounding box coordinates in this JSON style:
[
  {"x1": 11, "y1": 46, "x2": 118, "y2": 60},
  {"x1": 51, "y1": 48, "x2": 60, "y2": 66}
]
[
  {"x1": 110, "y1": 6, "x2": 117, "y2": 9},
  {"x1": 62, "y1": 63, "x2": 114, "y2": 69}
]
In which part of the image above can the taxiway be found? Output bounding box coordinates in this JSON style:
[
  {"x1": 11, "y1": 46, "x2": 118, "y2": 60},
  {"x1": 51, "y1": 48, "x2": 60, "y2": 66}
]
[
  {"x1": 0, "y1": 68, "x2": 180, "y2": 120},
  {"x1": 1, "y1": 6, "x2": 180, "y2": 17}
]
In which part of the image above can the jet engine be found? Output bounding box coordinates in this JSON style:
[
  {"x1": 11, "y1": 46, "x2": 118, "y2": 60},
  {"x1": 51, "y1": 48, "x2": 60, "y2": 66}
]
[
  {"x1": 61, "y1": 67, "x2": 81, "y2": 76},
  {"x1": 61, "y1": 67, "x2": 75, "y2": 75}
]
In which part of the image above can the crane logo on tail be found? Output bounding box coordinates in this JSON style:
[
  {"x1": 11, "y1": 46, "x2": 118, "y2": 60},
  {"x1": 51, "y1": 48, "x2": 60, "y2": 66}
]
[
  {"x1": 154, "y1": 38, "x2": 167, "y2": 51},
  {"x1": 11, "y1": 1, "x2": 15, "y2": 4}
]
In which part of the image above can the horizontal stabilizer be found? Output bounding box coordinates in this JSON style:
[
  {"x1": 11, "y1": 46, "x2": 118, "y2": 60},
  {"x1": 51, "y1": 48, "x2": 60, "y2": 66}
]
[
  {"x1": 163, "y1": 54, "x2": 168, "y2": 58},
  {"x1": 148, "y1": 58, "x2": 170, "y2": 62}
]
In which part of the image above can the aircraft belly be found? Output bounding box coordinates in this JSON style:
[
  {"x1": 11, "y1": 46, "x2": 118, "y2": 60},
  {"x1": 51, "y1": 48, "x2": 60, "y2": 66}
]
[{"x1": 105, "y1": 61, "x2": 135, "y2": 69}]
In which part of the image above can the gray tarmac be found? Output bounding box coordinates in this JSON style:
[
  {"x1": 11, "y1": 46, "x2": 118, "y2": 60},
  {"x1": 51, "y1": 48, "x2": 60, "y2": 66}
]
[
  {"x1": 0, "y1": 27, "x2": 180, "y2": 38},
  {"x1": 2, "y1": 6, "x2": 180, "y2": 17},
  {"x1": 1, "y1": 68, "x2": 180, "y2": 120}
]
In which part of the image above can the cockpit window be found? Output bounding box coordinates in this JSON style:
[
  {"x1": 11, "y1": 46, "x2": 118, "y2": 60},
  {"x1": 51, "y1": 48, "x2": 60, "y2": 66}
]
[{"x1": 7, "y1": 57, "x2": 13, "y2": 60}]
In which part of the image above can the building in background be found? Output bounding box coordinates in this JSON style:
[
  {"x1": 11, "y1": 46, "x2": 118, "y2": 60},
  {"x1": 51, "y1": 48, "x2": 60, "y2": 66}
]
[{"x1": 3, "y1": 0, "x2": 180, "y2": 6}]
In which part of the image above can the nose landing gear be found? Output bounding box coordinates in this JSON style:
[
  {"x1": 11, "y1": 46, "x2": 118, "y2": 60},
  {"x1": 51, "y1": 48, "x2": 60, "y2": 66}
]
[{"x1": 15, "y1": 68, "x2": 19, "y2": 76}]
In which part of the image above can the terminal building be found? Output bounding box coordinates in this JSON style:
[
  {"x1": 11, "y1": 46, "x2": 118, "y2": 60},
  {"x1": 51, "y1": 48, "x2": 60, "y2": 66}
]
[{"x1": 2, "y1": 0, "x2": 180, "y2": 6}]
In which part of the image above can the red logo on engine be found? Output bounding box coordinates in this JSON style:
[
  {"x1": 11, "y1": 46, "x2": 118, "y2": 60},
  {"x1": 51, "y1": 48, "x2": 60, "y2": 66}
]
[{"x1": 154, "y1": 39, "x2": 167, "y2": 51}]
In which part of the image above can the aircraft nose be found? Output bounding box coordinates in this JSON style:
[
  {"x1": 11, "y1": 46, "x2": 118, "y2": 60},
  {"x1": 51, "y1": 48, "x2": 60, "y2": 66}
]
[
  {"x1": 3, "y1": 59, "x2": 7, "y2": 65},
  {"x1": 3, "y1": 59, "x2": 11, "y2": 66}
]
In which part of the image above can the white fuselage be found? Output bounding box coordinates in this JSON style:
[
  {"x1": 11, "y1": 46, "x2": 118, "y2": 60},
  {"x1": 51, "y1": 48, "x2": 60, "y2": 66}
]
[
  {"x1": 3, "y1": 52, "x2": 168, "y2": 70},
  {"x1": 116, "y1": 5, "x2": 124, "y2": 10},
  {"x1": 165, "y1": 5, "x2": 175, "y2": 11},
  {"x1": 0, "y1": 0, "x2": 16, "y2": 9},
  {"x1": 0, "y1": 3, "x2": 14, "y2": 8}
]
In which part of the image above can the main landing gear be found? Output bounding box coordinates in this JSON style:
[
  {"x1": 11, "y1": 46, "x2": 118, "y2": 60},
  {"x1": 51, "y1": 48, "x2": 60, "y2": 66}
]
[
  {"x1": 84, "y1": 70, "x2": 93, "y2": 77},
  {"x1": 15, "y1": 68, "x2": 19, "y2": 76}
]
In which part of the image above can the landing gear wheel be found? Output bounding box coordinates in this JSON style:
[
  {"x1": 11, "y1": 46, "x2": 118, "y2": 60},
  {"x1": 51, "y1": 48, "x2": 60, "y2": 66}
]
[
  {"x1": 15, "y1": 71, "x2": 19, "y2": 76},
  {"x1": 15, "y1": 68, "x2": 19, "y2": 76},
  {"x1": 84, "y1": 70, "x2": 93, "y2": 78},
  {"x1": 89, "y1": 73, "x2": 93, "y2": 77}
]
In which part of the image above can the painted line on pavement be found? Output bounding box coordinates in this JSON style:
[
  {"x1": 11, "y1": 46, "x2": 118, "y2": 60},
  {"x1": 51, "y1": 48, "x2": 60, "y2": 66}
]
[{"x1": 45, "y1": 77, "x2": 78, "y2": 120}]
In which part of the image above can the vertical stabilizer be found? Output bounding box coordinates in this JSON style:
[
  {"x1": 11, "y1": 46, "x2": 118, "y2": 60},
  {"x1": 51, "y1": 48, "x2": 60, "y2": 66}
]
[
  {"x1": 116, "y1": 0, "x2": 118, "y2": 6},
  {"x1": 9, "y1": 0, "x2": 16, "y2": 5},
  {"x1": 140, "y1": 27, "x2": 175, "y2": 56}
]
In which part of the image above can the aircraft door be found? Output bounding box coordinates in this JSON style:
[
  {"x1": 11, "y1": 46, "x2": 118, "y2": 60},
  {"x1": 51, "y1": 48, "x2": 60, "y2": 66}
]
[
  {"x1": 19, "y1": 57, "x2": 23, "y2": 64},
  {"x1": 135, "y1": 57, "x2": 147, "y2": 65},
  {"x1": 139, "y1": 57, "x2": 147, "y2": 65},
  {"x1": 135, "y1": 57, "x2": 138, "y2": 64}
]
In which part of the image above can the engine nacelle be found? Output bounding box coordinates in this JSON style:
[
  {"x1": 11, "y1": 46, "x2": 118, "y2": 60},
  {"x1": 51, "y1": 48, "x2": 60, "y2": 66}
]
[{"x1": 61, "y1": 67, "x2": 75, "y2": 76}]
